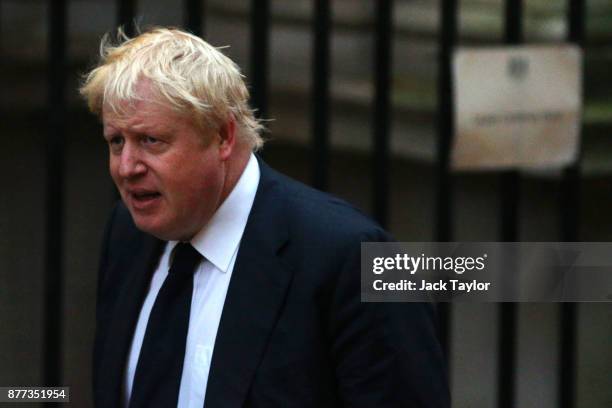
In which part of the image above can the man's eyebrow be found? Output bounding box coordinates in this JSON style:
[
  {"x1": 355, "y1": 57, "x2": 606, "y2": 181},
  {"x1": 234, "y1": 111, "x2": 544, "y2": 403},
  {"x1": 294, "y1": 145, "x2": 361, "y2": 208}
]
[
  {"x1": 102, "y1": 129, "x2": 115, "y2": 138},
  {"x1": 103, "y1": 120, "x2": 147, "y2": 136},
  {"x1": 102, "y1": 123, "x2": 119, "y2": 136},
  {"x1": 135, "y1": 122, "x2": 176, "y2": 137},
  {"x1": 103, "y1": 115, "x2": 176, "y2": 138}
]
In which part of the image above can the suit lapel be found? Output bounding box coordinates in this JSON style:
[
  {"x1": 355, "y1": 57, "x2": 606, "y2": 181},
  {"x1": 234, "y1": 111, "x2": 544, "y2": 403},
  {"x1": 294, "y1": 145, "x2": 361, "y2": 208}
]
[
  {"x1": 97, "y1": 234, "x2": 164, "y2": 408},
  {"x1": 204, "y1": 160, "x2": 294, "y2": 408}
]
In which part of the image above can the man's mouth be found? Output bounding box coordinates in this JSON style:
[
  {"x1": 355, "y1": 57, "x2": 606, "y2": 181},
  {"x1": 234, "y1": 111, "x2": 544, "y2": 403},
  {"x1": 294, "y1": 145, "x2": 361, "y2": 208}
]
[
  {"x1": 133, "y1": 191, "x2": 161, "y2": 200},
  {"x1": 128, "y1": 190, "x2": 162, "y2": 209}
]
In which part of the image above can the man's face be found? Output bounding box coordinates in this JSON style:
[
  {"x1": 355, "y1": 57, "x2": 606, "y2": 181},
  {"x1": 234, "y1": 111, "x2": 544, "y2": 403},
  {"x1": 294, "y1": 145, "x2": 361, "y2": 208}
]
[{"x1": 102, "y1": 85, "x2": 226, "y2": 241}]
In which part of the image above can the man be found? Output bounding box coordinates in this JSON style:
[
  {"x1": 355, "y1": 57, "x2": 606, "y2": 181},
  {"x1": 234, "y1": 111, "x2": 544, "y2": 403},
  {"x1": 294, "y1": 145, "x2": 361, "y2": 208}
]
[{"x1": 81, "y1": 27, "x2": 449, "y2": 408}]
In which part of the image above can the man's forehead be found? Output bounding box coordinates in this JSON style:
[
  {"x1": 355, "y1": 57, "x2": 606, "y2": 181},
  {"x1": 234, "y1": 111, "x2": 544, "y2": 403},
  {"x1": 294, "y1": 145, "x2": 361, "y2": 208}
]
[{"x1": 102, "y1": 97, "x2": 178, "y2": 132}]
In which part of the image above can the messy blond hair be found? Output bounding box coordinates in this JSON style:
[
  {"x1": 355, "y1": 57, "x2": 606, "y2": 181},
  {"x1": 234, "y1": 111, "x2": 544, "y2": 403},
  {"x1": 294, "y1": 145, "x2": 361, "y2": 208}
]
[{"x1": 80, "y1": 27, "x2": 264, "y2": 150}]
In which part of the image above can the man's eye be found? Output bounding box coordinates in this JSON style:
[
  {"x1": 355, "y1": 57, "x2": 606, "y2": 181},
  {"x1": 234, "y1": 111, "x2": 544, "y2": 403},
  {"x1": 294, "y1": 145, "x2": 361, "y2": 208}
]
[
  {"x1": 143, "y1": 136, "x2": 159, "y2": 144},
  {"x1": 109, "y1": 136, "x2": 123, "y2": 147}
]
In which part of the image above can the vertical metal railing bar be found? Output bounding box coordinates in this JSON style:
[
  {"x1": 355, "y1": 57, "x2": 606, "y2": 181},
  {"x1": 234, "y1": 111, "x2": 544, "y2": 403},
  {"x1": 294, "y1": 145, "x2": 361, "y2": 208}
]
[
  {"x1": 44, "y1": 0, "x2": 67, "y2": 392},
  {"x1": 113, "y1": 0, "x2": 137, "y2": 202},
  {"x1": 185, "y1": 0, "x2": 204, "y2": 37},
  {"x1": 372, "y1": 0, "x2": 392, "y2": 228},
  {"x1": 559, "y1": 2, "x2": 585, "y2": 408},
  {"x1": 559, "y1": 302, "x2": 577, "y2": 408},
  {"x1": 117, "y1": 0, "x2": 137, "y2": 36},
  {"x1": 0, "y1": 2, "x2": 2, "y2": 55},
  {"x1": 250, "y1": 0, "x2": 270, "y2": 123},
  {"x1": 498, "y1": 2, "x2": 522, "y2": 408},
  {"x1": 435, "y1": 0, "x2": 458, "y2": 365},
  {"x1": 562, "y1": 0, "x2": 585, "y2": 242},
  {"x1": 312, "y1": 0, "x2": 330, "y2": 191}
]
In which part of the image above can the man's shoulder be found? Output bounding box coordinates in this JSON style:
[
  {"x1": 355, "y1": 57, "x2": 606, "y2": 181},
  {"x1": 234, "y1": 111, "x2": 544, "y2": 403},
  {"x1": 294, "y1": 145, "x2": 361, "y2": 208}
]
[{"x1": 260, "y1": 161, "x2": 391, "y2": 245}]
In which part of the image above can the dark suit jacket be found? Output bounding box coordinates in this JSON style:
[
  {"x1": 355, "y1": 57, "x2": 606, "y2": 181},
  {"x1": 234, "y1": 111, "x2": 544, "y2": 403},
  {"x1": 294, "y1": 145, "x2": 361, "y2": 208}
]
[{"x1": 93, "y1": 158, "x2": 450, "y2": 408}]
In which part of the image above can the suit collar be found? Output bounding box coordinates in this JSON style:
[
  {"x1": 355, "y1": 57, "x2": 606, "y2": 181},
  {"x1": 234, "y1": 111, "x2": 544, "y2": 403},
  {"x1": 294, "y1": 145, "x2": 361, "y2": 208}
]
[{"x1": 204, "y1": 155, "x2": 294, "y2": 407}]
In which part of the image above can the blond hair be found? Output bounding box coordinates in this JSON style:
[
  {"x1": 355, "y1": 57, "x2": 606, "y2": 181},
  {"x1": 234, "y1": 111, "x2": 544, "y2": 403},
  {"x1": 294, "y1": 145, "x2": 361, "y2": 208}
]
[{"x1": 80, "y1": 27, "x2": 264, "y2": 150}]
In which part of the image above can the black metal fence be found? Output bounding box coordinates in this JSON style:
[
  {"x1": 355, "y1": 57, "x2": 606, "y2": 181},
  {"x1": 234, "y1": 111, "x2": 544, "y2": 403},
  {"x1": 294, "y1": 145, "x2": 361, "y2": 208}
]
[{"x1": 2, "y1": 0, "x2": 603, "y2": 407}]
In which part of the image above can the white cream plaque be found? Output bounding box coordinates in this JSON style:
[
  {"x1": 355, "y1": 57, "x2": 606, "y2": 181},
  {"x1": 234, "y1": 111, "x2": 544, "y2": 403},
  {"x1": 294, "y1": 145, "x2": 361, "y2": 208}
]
[{"x1": 452, "y1": 45, "x2": 582, "y2": 170}]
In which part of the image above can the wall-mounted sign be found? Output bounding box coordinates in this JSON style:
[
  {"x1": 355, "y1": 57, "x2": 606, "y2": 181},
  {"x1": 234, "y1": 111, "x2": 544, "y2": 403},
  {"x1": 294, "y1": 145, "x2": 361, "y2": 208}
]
[{"x1": 452, "y1": 45, "x2": 582, "y2": 170}]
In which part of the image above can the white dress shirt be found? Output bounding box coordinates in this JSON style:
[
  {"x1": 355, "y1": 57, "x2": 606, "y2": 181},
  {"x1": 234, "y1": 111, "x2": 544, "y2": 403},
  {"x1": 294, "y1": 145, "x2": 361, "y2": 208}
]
[{"x1": 122, "y1": 154, "x2": 260, "y2": 408}]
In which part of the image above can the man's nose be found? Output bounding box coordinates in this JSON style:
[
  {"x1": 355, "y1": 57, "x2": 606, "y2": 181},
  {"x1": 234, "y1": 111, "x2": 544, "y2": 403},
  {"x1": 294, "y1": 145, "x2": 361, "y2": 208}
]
[{"x1": 117, "y1": 145, "x2": 147, "y2": 179}]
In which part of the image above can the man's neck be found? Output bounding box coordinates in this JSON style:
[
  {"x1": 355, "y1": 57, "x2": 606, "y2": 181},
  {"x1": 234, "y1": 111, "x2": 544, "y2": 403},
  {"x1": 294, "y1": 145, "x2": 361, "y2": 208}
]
[{"x1": 218, "y1": 145, "x2": 252, "y2": 208}]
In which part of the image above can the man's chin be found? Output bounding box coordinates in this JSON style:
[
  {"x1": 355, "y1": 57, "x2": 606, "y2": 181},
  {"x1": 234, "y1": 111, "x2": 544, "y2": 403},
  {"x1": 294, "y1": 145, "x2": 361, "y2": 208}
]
[
  {"x1": 131, "y1": 214, "x2": 168, "y2": 240},
  {"x1": 132, "y1": 216, "x2": 193, "y2": 242}
]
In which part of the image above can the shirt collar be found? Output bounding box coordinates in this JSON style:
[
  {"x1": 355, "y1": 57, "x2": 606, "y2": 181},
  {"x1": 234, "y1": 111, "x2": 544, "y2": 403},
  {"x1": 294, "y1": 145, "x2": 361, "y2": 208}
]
[{"x1": 169, "y1": 153, "x2": 260, "y2": 272}]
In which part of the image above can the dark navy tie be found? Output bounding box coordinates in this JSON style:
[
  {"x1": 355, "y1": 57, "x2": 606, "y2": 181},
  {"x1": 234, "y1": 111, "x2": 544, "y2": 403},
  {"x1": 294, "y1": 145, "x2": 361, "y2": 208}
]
[{"x1": 129, "y1": 243, "x2": 202, "y2": 408}]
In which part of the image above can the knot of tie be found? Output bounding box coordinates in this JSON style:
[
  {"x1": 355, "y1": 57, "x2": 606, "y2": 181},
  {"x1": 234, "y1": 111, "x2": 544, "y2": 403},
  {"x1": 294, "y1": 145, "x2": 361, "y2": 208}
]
[{"x1": 170, "y1": 243, "x2": 202, "y2": 276}]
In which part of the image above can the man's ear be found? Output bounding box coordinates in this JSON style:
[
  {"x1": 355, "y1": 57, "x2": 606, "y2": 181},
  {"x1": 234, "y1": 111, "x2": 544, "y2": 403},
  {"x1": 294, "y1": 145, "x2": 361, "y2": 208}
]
[{"x1": 218, "y1": 116, "x2": 237, "y2": 160}]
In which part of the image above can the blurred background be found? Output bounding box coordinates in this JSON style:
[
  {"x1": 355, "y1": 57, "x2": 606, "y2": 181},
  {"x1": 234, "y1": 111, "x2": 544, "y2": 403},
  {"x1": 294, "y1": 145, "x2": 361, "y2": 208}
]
[{"x1": 0, "y1": 0, "x2": 610, "y2": 407}]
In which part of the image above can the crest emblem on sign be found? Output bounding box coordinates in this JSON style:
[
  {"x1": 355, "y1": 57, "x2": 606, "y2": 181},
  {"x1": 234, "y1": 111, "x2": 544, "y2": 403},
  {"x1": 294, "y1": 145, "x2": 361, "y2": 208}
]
[{"x1": 507, "y1": 56, "x2": 529, "y2": 81}]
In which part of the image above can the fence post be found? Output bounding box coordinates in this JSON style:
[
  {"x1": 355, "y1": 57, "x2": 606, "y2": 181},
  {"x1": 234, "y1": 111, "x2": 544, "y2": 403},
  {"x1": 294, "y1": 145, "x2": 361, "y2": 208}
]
[
  {"x1": 436, "y1": 0, "x2": 458, "y2": 364},
  {"x1": 250, "y1": 0, "x2": 270, "y2": 122},
  {"x1": 372, "y1": 0, "x2": 392, "y2": 228},
  {"x1": 559, "y1": 2, "x2": 586, "y2": 408},
  {"x1": 45, "y1": 0, "x2": 67, "y2": 392},
  {"x1": 312, "y1": 0, "x2": 331, "y2": 191},
  {"x1": 498, "y1": 2, "x2": 523, "y2": 408},
  {"x1": 185, "y1": 0, "x2": 205, "y2": 37},
  {"x1": 117, "y1": 0, "x2": 136, "y2": 36}
]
